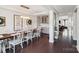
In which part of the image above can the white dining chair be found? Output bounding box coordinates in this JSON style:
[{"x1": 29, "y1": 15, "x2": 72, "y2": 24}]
[
  {"x1": 0, "y1": 40, "x2": 3, "y2": 53},
  {"x1": 2, "y1": 39, "x2": 9, "y2": 53},
  {"x1": 23, "y1": 31, "x2": 33, "y2": 45},
  {"x1": 0, "y1": 39, "x2": 9, "y2": 53},
  {"x1": 34, "y1": 28, "x2": 41, "y2": 39},
  {"x1": 9, "y1": 32, "x2": 23, "y2": 53},
  {"x1": 0, "y1": 35, "x2": 7, "y2": 53},
  {"x1": 32, "y1": 29, "x2": 37, "y2": 38}
]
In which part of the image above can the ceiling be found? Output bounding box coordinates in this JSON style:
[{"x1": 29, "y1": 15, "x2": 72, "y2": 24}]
[
  {"x1": 0, "y1": 5, "x2": 76, "y2": 15},
  {"x1": 53, "y1": 5, "x2": 76, "y2": 15}
]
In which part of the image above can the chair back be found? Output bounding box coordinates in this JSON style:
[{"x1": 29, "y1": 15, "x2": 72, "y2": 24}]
[
  {"x1": 27, "y1": 31, "x2": 33, "y2": 38},
  {"x1": 11, "y1": 32, "x2": 20, "y2": 40},
  {"x1": 37, "y1": 27, "x2": 41, "y2": 34}
]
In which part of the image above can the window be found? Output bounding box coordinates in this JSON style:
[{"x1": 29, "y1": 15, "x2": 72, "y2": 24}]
[{"x1": 41, "y1": 16, "x2": 48, "y2": 24}]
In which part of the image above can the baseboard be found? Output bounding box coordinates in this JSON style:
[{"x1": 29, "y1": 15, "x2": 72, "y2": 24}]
[{"x1": 49, "y1": 40, "x2": 54, "y2": 43}]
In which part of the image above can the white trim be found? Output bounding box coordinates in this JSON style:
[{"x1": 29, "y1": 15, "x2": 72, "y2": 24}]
[{"x1": 49, "y1": 40, "x2": 54, "y2": 43}]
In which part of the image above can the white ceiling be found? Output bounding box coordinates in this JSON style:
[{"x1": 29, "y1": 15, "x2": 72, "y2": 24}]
[
  {"x1": 53, "y1": 5, "x2": 76, "y2": 15},
  {"x1": 0, "y1": 5, "x2": 48, "y2": 15},
  {"x1": 0, "y1": 5, "x2": 76, "y2": 15}
]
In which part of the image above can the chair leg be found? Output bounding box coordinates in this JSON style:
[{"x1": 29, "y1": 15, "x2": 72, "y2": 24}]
[
  {"x1": 13, "y1": 45, "x2": 15, "y2": 53},
  {"x1": 20, "y1": 43, "x2": 23, "y2": 48},
  {"x1": 0, "y1": 44, "x2": 1, "y2": 53},
  {"x1": 31, "y1": 38, "x2": 32, "y2": 42},
  {"x1": 27, "y1": 41, "x2": 28, "y2": 46},
  {"x1": 36, "y1": 35, "x2": 38, "y2": 40},
  {"x1": 39, "y1": 35, "x2": 40, "y2": 37},
  {"x1": 2, "y1": 43, "x2": 6, "y2": 53},
  {"x1": 3, "y1": 47, "x2": 6, "y2": 53}
]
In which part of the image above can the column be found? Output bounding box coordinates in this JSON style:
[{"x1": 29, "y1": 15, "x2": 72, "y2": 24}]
[
  {"x1": 49, "y1": 10, "x2": 54, "y2": 43},
  {"x1": 76, "y1": 6, "x2": 79, "y2": 51},
  {"x1": 73, "y1": 11, "x2": 77, "y2": 41}
]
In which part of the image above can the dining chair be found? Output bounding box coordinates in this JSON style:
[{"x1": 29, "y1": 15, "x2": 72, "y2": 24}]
[
  {"x1": 34, "y1": 27, "x2": 41, "y2": 39},
  {"x1": 2, "y1": 39, "x2": 9, "y2": 53},
  {"x1": 32, "y1": 29, "x2": 37, "y2": 38},
  {"x1": 0, "y1": 35, "x2": 7, "y2": 53},
  {"x1": 0, "y1": 39, "x2": 9, "y2": 53},
  {"x1": 9, "y1": 32, "x2": 23, "y2": 53},
  {"x1": 23, "y1": 31, "x2": 33, "y2": 45},
  {"x1": 0, "y1": 40, "x2": 3, "y2": 53}
]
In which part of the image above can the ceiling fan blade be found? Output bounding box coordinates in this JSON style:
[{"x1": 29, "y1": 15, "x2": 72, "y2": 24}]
[{"x1": 20, "y1": 5, "x2": 30, "y2": 9}]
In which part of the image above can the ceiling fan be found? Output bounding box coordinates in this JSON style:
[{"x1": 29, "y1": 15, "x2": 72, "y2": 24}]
[{"x1": 20, "y1": 5, "x2": 30, "y2": 9}]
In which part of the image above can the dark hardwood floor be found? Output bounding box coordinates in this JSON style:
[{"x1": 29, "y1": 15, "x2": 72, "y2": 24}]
[{"x1": 6, "y1": 32, "x2": 78, "y2": 53}]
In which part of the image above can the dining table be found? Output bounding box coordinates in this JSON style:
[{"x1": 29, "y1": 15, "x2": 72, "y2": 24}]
[
  {"x1": 0, "y1": 33, "x2": 16, "y2": 53},
  {"x1": 0, "y1": 33, "x2": 16, "y2": 40},
  {"x1": 0, "y1": 32, "x2": 23, "y2": 53}
]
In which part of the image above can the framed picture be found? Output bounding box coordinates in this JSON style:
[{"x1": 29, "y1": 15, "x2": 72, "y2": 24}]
[{"x1": 0, "y1": 16, "x2": 6, "y2": 27}]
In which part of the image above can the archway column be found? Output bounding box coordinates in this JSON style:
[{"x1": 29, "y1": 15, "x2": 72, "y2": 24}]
[
  {"x1": 49, "y1": 10, "x2": 54, "y2": 43},
  {"x1": 76, "y1": 6, "x2": 79, "y2": 51}
]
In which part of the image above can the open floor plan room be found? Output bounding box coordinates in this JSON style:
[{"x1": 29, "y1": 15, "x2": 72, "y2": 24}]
[{"x1": 0, "y1": 5, "x2": 79, "y2": 53}]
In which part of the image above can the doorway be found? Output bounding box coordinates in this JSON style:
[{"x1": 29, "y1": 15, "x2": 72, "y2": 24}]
[{"x1": 58, "y1": 16, "x2": 73, "y2": 43}]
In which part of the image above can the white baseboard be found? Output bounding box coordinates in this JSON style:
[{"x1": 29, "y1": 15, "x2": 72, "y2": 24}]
[{"x1": 49, "y1": 40, "x2": 54, "y2": 43}]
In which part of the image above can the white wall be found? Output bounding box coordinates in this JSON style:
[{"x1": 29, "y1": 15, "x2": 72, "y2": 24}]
[
  {"x1": 0, "y1": 8, "x2": 14, "y2": 34},
  {"x1": 40, "y1": 23, "x2": 49, "y2": 34},
  {"x1": 0, "y1": 8, "x2": 37, "y2": 34},
  {"x1": 23, "y1": 16, "x2": 37, "y2": 30},
  {"x1": 37, "y1": 16, "x2": 41, "y2": 26}
]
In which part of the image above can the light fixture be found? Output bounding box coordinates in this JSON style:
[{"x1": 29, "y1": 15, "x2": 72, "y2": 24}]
[
  {"x1": 21, "y1": 16, "x2": 31, "y2": 19},
  {"x1": 20, "y1": 5, "x2": 30, "y2": 9}
]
